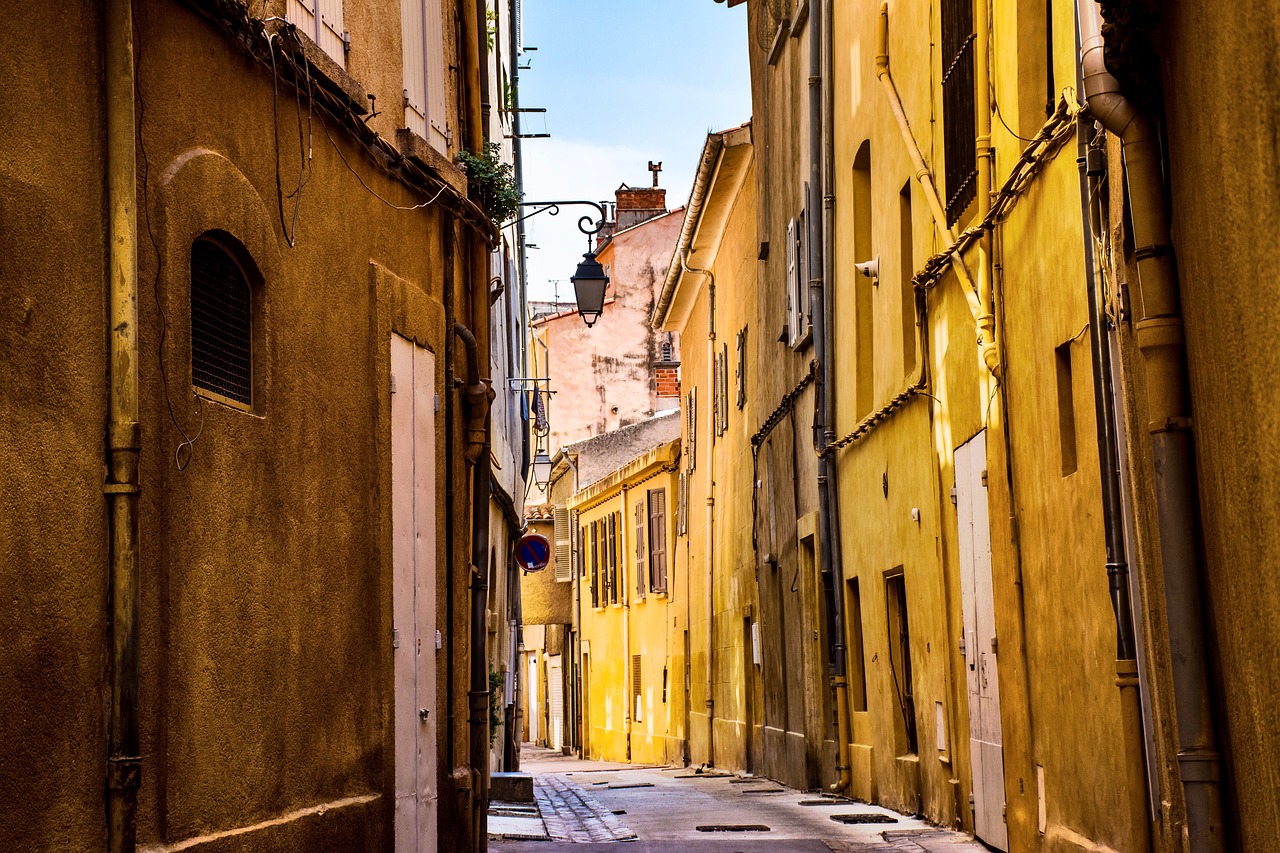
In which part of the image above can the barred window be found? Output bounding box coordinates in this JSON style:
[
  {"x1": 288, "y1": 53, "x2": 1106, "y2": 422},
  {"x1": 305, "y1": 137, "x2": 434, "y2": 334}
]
[
  {"x1": 191, "y1": 240, "x2": 253, "y2": 408},
  {"x1": 942, "y1": 0, "x2": 977, "y2": 225}
]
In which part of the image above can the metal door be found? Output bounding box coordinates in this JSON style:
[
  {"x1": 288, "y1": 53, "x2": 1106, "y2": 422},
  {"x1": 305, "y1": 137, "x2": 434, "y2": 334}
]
[
  {"x1": 548, "y1": 655, "x2": 564, "y2": 750},
  {"x1": 392, "y1": 335, "x2": 438, "y2": 853},
  {"x1": 955, "y1": 430, "x2": 1008, "y2": 850}
]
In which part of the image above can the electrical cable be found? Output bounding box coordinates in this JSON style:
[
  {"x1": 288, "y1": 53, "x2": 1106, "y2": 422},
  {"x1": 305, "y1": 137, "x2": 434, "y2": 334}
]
[{"x1": 133, "y1": 3, "x2": 205, "y2": 472}]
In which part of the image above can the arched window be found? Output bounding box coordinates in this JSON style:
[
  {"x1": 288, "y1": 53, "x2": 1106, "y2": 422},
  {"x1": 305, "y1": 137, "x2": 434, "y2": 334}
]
[{"x1": 190, "y1": 239, "x2": 253, "y2": 407}]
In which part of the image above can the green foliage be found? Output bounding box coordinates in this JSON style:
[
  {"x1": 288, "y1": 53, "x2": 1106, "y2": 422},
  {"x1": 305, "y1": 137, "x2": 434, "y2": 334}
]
[
  {"x1": 459, "y1": 142, "x2": 520, "y2": 225},
  {"x1": 489, "y1": 669, "x2": 504, "y2": 747}
]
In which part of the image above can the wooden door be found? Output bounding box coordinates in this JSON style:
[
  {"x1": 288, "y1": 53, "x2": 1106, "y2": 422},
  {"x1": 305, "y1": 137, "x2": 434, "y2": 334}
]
[
  {"x1": 956, "y1": 430, "x2": 1007, "y2": 850},
  {"x1": 392, "y1": 334, "x2": 438, "y2": 853}
]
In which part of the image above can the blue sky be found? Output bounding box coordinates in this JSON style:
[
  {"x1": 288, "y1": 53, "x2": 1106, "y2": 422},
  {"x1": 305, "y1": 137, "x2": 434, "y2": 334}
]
[{"x1": 517, "y1": 0, "x2": 752, "y2": 301}]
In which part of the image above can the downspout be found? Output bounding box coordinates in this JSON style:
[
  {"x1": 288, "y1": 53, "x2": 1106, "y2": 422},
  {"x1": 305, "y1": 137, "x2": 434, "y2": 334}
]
[
  {"x1": 679, "y1": 249, "x2": 716, "y2": 767},
  {"x1": 874, "y1": 3, "x2": 982, "y2": 321},
  {"x1": 1076, "y1": 71, "x2": 1153, "y2": 853},
  {"x1": 808, "y1": 0, "x2": 851, "y2": 796},
  {"x1": 461, "y1": 0, "x2": 483, "y2": 151},
  {"x1": 974, "y1": 0, "x2": 1000, "y2": 377},
  {"x1": 105, "y1": 0, "x2": 141, "y2": 849},
  {"x1": 476, "y1": 0, "x2": 490, "y2": 141},
  {"x1": 455, "y1": 321, "x2": 493, "y2": 853},
  {"x1": 1077, "y1": 3, "x2": 1225, "y2": 850},
  {"x1": 621, "y1": 484, "x2": 633, "y2": 762}
]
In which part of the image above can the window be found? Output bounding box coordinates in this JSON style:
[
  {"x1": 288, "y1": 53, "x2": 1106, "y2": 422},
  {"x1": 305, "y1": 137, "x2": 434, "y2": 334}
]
[
  {"x1": 900, "y1": 182, "x2": 917, "y2": 378},
  {"x1": 554, "y1": 507, "x2": 572, "y2": 582},
  {"x1": 648, "y1": 489, "x2": 668, "y2": 593},
  {"x1": 632, "y1": 655, "x2": 643, "y2": 722},
  {"x1": 288, "y1": 0, "x2": 346, "y2": 67},
  {"x1": 886, "y1": 570, "x2": 918, "y2": 754},
  {"x1": 635, "y1": 501, "x2": 647, "y2": 598},
  {"x1": 942, "y1": 0, "x2": 977, "y2": 224},
  {"x1": 589, "y1": 521, "x2": 599, "y2": 608},
  {"x1": 401, "y1": 0, "x2": 449, "y2": 151},
  {"x1": 852, "y1": 143, "x2": 875, "y2": 418},
  {"x1": 786, "y1": 210, "x2": 811, "y2": 348},
  {"x1": 714, "y1": 344, "x2": 728, "y2": 438},
  {"x1": 1056, "y1": 341, "x2": 1078, "y2": 476},
  {"x1": 846, "y1": 578, "x2": 869, "y2": 712},
  {"x1": 191, "y1": 239, "x2": 253, "y2": 409}
]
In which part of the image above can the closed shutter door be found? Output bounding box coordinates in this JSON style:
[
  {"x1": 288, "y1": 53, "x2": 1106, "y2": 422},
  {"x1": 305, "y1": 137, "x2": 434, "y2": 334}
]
[
  {"x1": 401, "y1": 0, "x2": 427, "y2": 137},
  {"x1": 547, "y1": 656, "x2": 564, "y2": 750},
  {"x1": 635, "y1": 501, "x2": 647, "y2": 598},
  {"x1": 649, "y1": 490, "x2": 667, "y2": 593},
  {"x1": 553, "y1": 507, "x2": 572, "y2": 581},
  {"x1": 317, "y1": 0, "x2": 345, "y2": 65}
]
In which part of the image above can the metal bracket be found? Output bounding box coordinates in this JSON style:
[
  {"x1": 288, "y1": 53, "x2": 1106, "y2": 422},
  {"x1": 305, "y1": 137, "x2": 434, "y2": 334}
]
[{"x1": 509, "y1": 199, "x2": 610, "y2": 234}]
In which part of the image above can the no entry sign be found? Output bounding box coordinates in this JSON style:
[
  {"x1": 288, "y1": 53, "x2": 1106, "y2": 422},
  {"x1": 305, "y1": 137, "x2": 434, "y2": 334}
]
[{"x1": 516, "y1": 532, "x2": 551, "y2": 573}]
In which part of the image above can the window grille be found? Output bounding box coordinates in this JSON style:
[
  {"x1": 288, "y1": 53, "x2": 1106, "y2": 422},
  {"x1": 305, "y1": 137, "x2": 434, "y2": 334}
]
[
  {"x1": 191, "y1": 240, "x2": 252, "y2": 407},
  {"x1": 942, "y1": 0, "x2": 977, "y2": 225}
]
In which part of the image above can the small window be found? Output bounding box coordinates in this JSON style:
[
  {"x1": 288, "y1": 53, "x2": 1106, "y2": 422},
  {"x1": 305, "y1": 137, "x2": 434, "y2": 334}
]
[{"x1": 191, "y1": 240, "x2": 253, "y2": 408}]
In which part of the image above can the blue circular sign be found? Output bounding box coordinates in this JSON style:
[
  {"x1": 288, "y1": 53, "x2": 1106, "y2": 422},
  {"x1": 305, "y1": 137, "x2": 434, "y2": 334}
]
[{"x1": 516, "y1": 533, "x2": 552, "y2": 572}]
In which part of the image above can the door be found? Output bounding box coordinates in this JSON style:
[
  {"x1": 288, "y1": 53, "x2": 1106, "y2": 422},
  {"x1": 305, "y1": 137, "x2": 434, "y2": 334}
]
[
  {"x1": 548, "y1": 655, "x2": 564, "y2": 750},
  {"x1": 955, "y1": 430, "x2": 1008, "y2": 850},
  {"x1": 527, "y1": 655, "x2": 539, "y2": 744},
  {"x1": 392, "y1": 334, "x2": 438, "y2": 853}
]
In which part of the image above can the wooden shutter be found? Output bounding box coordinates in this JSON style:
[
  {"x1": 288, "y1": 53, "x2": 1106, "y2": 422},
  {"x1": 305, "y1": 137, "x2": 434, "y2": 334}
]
[
  {"x1": 736, "y1": 327, "x2": 747, "y2": 410},
  {"x1": 317, "y1": 0, "x2": 345, "y2": 64},
  {"x1": 677, "y1": 473, "x2": 688, "y2": 536},
  {"x1": 942, "y1": 0, "x2": 977, "y2": 224},
  {"x1": 632, "y1": 655, "x2": 643, "y2": 722},
  {"x1": 571, "y1": 510, "x2": 581, "y2": 577},
  {"x1": 649, "y1": 489, "x2": 667, "y2": 593},
  {"x1": 635, "y1": 501, "x2": 647, "y2": 598},
  {"x1": 589, "y1": 520, "x2": 599, "y2": 608},
  {"x1": 553, "y1": 507, "x2": 572, "y2": 581},
  {"x1": 401, "y1": 0, "x2": 427, "y2": 137},
  {"x1": 424, "y1": 0, "x2": 448, "y2": 151},
  {"x1": 288, "y1": 0, "x2": 317, "y2": 40},
  {"x1": 786, "y1": 217, "x2": 798, "y2": 344},
  {"x1": 685, "y1": 388, "x2": 696, "y2": 473},
  {"x1": 608, "y1": 514, "x2": 618, "y2": 605}
]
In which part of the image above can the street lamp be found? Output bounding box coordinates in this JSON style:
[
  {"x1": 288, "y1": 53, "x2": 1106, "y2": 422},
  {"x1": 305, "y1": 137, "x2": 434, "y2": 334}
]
[
  {"x1": 532, "y1": 449, "x2": 553, "y2": 489},
  {"x1": 570, "y1": 251, "x2": 609, "y2": 328}
]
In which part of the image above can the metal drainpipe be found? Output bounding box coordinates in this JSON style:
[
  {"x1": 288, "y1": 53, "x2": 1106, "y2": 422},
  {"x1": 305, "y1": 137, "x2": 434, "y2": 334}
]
[
  {"x1": 455, "y1": 321, "x2": 493, "y2": 853},
  {"x1": 105, "y1": 0, "x2": 141, "y2": 849},
  {"x1": 679, "y1": 250, "x2": 716, "y2": 767},
  {"x1": 974, "y1": 0, "x2": 999, "y2": 378},
  {"x1": 1077, "y1": 3, "x2": 1225, "y2": 849},
  {"x1": 621, "y1": 484, "x2": 633, "y2": 762},
  {"x1": 1076, "y1": 83, "x2": 1153, "y2": 853},
  {"x1": 807, "y1": 0, "x2": 851, "y2": 796}
]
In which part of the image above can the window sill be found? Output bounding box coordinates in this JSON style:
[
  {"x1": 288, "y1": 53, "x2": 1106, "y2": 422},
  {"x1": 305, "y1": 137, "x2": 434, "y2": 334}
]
[
  {"x1": 396, "y1": 128, "x2": 469, "y2": 198},
  {"x1": 265, "y1": 20, "x2": 368, "y2": 118}
]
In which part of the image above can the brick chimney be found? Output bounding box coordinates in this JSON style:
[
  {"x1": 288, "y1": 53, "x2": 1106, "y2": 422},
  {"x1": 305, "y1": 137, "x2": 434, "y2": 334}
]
[{"x1": 615, "y1": 183, "x2": 667, "y2": 231}]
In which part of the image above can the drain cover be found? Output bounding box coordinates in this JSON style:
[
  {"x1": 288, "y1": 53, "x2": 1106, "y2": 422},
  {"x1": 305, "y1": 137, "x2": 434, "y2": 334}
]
[
  {"x1": 798, "y1": 799, "x2": 848, "y2": 806},
  {"x1": 607, "y1": 782, "x2": 655, "y2": 789},
  {"x1": 740, "y1": 788, "x2": 786, "y2": 794},
  {"x1": 696, "y1": 825, "x2": 772, "y2": 832},
  {"x1": 830, "y1": 813, "x2": 898, "y2": 824}
]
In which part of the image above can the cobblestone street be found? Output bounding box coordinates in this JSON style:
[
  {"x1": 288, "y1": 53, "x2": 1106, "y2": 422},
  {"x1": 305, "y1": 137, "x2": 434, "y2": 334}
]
[{"x1": 490, "y1": 748, "x2": 991, "y2": 852}]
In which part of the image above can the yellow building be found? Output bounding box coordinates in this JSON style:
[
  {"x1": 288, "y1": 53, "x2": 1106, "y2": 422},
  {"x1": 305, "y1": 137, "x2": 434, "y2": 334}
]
[{"x1": 570, "y1": 440, "x2": 684, "y2": 766}]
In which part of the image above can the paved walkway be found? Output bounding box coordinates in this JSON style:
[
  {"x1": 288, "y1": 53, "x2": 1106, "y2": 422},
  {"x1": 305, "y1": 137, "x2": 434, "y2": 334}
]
[{"x1": 492, "y1": 746, "x2": 992, "y2": 852}]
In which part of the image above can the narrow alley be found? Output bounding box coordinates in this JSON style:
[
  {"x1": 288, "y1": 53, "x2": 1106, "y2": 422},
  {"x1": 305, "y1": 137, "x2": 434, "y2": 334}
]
[{"x1": 489, "y1": 748, "x2": 986, "y2": 852}]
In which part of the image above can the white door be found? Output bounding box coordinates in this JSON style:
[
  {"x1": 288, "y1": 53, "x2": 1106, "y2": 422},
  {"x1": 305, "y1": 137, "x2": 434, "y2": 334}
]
[
  {"x1": 527, "y1": 656, "x2": 540, "y2": 744},
  {"x1": 548, "y1": 655, "x2": 564, "y2": 750},
  {"x1": 392, "y1": 335, "x2": 438, "y2": 853},
  {"x1": 956, "y1": 430, "x2": 1008, "y2": 851}
]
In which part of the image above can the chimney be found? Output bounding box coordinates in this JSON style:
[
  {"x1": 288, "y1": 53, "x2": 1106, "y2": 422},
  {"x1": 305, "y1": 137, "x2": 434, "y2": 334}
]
[{"x1": 614, "y1": 163, "x2": 667, "y2": 231}]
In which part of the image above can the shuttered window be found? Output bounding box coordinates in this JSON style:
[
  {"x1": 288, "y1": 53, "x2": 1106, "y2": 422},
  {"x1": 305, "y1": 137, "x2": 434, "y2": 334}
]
[
  {"x1": 648, "y1": 489, "x2": 668, "y2": 594},
  {"x1": 735, "y1": 327, "x2": 747, "y2": 410},
  {"x1": 787, "y1": 210, "x2": 810, "y2": 348},
  {"x1": 632, "y1": 655, "x2": 643, "y2": 722},
  {"x1": 589, "y1": 520, "x2": 599, "y2": 608},
  {"x1": 685, "y1": 388, "x2": 697, "y2": 472},
  {"x1": 608, "y1": 513, "x2": 619, "y2": 605},
  {"x1": 553, "y1": 507, "x2": 572, "y2": 582},
  {"x1": 191, "y1": 240, "x2": 253, "y2": 408},
  {"x1": 402, "y1": 0, "x2": 449, "y2": 152},
  {"x1": 288, "y1": 0, "x2": 346, "y2": 67},
  {"x1": 677, "y1": 473, "x2": 689, "y2": 536},
  {"x1": 571, "y1": 510, "x2": 581, "y2": 578},
  {"x1": 942, "y1": 0, "x2": 977, "y2": 224},
  {"x1": 635, "y1": 501, "x2": 647, "y2": 598}
]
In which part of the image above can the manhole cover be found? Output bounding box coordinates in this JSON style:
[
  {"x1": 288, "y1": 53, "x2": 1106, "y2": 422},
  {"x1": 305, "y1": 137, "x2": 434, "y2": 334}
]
[
  {"x1": 831, "y1": 813, "x2": 898, "y2": 824},
  {"x1": 696, "y1": 825, "x2": 772, "y2": 832}
]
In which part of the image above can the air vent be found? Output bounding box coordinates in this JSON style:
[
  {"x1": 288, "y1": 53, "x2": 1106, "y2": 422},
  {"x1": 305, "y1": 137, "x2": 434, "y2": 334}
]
[{"x1": 191, "y1": 240, "x2": 252, "y2": 406}]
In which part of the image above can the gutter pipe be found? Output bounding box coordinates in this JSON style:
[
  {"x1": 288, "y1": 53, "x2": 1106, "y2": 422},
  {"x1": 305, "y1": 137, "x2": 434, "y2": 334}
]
[
  {"x1": 105, "y1": 0, "x2": 141, "y2": 849},
  {"x1": 455, "y1": 321, "x2": 493, "y2": 853},
  {"x1": 679, "y1": 249, "x2": 717, "y2": 767},
  {"x1": 807, "y1": 0, "x2": 851, "y2": 796},
  {"x1": 973, "y1": 0, "x2": 1000, "y2": 377},
  {"x1": 1076, "y1": 3, "x2": 1224, "y2": 849},
  {"x1": 874, "y1": 3, "x2": 983, "y2": 322},
  {"x1": 653, "y1": 136, "x2": 723, "y2": 328}
]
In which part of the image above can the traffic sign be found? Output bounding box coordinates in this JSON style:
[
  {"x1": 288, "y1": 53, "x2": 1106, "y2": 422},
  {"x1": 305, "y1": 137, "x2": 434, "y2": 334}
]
[{"x1": 516, "y1": 532, "x2": 552, "y2": 572}]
